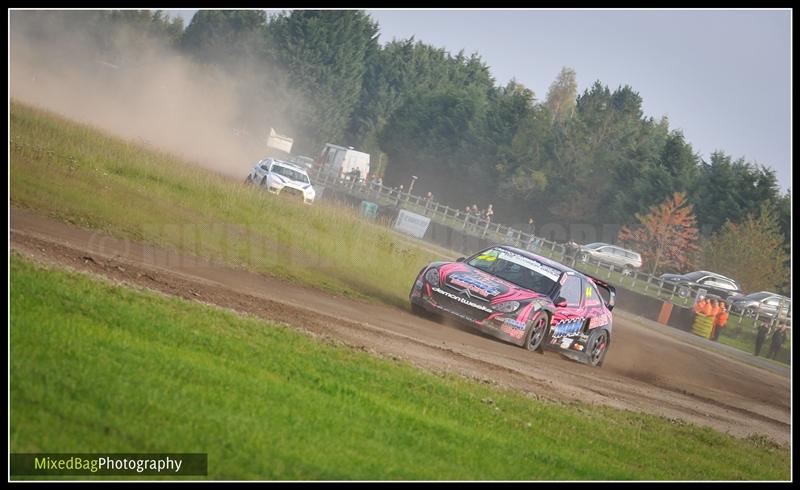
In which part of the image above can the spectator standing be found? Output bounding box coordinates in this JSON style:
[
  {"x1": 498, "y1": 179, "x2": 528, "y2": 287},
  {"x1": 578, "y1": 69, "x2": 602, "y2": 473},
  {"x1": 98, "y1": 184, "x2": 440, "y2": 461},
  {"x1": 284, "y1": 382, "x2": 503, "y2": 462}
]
[
  {"x1": 525, "y1": 217, "x2": 536, "y2": 250},
  {"x1": 767, "y1": 324, "x2": 788, "y2": 359},
  {"x1": 754, "y1": 320, "x2": 771, "y2": 357},
  {"x1": 526, "y1": 217, "x2": 536, "y2": 235},
  {"x1": 425, "y1": 191, "x2": 434, "y2": 211},
  {"x1": 693, "y1": 296, "x2": 708, "y2": 315},
  {"x1": 700, "y1": 299, "x2": 714, "y2": 317},
  {"x1": 485, "y1": 204, "x2": 494, "y2": 223},
  {"x1": 712, "y1": 302, "x2": 729, "y2": 341},
  {"x1": 709, "y1": 299, "x2": 720, "y2": 320}
]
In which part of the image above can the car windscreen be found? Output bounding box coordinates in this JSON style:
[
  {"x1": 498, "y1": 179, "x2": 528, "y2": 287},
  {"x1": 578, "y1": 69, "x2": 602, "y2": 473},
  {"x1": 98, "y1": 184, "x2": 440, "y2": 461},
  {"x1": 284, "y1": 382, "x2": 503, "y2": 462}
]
[
  {"x1": 584, "y1": 243, "x2": 605, "y2": 249},
  {"x1": 467, "y1": 248, "x2": 560, "y2": 296},
  {"x1": 271, "y1": 164, "x2": 309, "y2": 184}
]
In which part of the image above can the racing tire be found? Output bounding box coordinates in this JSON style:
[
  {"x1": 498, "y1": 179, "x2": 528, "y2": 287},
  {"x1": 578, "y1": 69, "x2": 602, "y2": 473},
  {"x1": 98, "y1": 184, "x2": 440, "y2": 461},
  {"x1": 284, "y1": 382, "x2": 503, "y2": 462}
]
[
  {"x1": 586, "y1": 329, "x2": 610, "y2": 367},
  {"x1": 524, "y1": 310, "x2": 550, "y2": 353},
  {"x1": 622, "y1": 265, "x2": 632, "y2": 276},
  {"x1": 579, "y1": 252, "x2": 589, "y2": 263},
  {"x1": 677, "y1": 286, "x2": 690, "y2": 298}
]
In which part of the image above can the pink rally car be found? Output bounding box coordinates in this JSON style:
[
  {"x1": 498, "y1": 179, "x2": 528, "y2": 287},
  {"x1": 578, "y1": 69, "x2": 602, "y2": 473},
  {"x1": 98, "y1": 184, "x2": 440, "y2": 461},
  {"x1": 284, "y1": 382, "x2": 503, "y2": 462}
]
[{"x1": 410, "y1": 245, "x2": 616, "y2": 367}]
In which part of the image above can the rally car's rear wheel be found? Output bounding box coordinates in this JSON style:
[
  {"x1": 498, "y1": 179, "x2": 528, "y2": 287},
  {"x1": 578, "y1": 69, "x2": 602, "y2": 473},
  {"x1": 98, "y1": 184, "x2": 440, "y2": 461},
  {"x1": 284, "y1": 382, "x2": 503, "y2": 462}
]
[
  {"x1": 524, "y1": 311, "x2": 550, "y2": 353},
  {"x1": 586, "y1": 329, "x2": 610, "y2": 367}
]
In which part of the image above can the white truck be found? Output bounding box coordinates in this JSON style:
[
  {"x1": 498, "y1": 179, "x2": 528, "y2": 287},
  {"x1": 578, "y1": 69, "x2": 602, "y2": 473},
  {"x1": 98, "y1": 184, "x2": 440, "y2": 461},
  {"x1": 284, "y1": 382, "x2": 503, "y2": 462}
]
[{"x1": 317, "y1": 144, "x2": 370, "y2": 181}]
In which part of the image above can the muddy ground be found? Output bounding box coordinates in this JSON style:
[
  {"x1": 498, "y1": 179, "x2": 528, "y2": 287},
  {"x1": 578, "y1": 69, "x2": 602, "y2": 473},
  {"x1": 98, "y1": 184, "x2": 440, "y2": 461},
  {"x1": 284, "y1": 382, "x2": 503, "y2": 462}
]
[{"x1": 10, "y1": 207, "x2": 791, "y2": 446}]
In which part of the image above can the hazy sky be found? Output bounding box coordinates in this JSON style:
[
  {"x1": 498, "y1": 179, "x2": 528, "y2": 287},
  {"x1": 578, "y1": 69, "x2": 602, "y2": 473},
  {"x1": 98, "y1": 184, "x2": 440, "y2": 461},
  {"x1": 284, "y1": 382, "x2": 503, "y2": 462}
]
[{"x1": 169, "y1": 8, "x2": 792, "y2": 191}]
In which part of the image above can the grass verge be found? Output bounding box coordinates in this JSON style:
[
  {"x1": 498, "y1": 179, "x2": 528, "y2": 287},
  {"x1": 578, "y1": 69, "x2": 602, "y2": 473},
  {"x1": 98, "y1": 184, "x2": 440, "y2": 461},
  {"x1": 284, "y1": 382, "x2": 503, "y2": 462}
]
[
  {"x1": 10, "y1": 101, "x2": 439, "y2": 309},
  {"x1": 9, "y1": 255, "x2": 790, "y2": 480}
]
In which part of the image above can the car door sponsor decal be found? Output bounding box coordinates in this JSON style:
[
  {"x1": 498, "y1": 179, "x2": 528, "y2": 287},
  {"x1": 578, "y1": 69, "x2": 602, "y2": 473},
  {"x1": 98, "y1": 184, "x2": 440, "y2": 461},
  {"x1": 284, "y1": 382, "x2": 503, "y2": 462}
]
[
  {"x1": 551, "y1": 318, "x2": 585, "y2": 338},
  {"x1": 589, "y1": 313, "x2": 610, "y2": 329}
]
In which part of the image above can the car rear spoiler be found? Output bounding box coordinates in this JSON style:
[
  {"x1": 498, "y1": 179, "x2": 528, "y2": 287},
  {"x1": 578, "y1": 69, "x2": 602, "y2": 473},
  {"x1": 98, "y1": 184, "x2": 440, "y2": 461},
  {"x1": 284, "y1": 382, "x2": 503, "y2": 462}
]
[{"x1": 587, "y1": 274, "x2": 616, "y2": 311}]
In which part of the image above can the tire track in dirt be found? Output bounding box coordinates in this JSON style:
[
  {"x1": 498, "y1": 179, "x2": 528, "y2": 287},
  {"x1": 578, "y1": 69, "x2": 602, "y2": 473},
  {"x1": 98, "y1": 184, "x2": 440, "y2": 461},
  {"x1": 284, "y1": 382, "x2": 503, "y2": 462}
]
[{"x1": 10, "y1": 206, "x2": 791, "y2": 445}]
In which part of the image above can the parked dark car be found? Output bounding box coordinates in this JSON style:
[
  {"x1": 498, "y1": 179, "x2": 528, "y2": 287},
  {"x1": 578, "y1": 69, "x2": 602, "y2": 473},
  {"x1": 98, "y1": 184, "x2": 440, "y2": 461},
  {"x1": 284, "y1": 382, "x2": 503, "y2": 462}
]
[
  {"x1": 659, "y1": 270, "x2": 743, "y2": 300},
  {"x1": 730, "y1": 292, "x2": 791, "y2": 319}
]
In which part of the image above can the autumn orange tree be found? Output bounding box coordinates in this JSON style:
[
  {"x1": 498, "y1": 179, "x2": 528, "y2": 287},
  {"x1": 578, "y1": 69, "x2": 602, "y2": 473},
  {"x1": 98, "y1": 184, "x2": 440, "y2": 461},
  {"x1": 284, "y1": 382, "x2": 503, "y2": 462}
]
[
  {"x1": 702, "y1": 204, "x2": 789, "y2": 294},
  {"x1": 617, "y1": 192, "x2": 700, "y2": 275}
]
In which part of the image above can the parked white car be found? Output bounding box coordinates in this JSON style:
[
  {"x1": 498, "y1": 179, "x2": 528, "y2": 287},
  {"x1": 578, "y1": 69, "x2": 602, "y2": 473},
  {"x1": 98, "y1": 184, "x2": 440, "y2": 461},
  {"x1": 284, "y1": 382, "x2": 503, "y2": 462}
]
[
  {"x1": 578, "y1": 243, "x2": 643, "y2": 275},
  {"x1": 245, "y1": 157, "x2": 315, "y2": 205}
]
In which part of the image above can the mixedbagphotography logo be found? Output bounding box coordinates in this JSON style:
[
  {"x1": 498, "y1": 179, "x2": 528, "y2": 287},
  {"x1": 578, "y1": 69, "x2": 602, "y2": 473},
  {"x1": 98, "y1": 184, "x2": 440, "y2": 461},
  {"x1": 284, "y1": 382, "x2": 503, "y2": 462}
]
[{"x1": 10, "y1": 453, "x2": 208, "y2": 476}]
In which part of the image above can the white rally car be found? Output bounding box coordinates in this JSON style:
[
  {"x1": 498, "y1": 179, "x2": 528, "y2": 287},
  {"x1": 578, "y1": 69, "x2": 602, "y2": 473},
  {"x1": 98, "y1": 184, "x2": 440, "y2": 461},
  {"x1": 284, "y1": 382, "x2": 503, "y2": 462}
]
[{"x1": 245, "y1": 157, "x2": 316, "y2": 205}]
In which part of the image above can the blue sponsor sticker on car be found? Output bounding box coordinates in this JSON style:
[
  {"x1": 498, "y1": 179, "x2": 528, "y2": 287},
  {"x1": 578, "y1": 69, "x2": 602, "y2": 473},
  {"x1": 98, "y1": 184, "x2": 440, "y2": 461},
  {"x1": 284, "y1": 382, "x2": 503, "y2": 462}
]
[
  {"x1": 551, "y1": 318, "x2": 585, "y2": 338},
  {"x1": 503, "y1": 318, "x2": 526, "y2": 330}
]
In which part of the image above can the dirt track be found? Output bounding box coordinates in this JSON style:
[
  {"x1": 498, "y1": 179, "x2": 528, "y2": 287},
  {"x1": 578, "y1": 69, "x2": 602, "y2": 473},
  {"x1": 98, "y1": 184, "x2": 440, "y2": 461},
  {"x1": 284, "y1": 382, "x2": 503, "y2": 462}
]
[{"x1": 10, "y1": 207, "x2": 791, "y2": 445}]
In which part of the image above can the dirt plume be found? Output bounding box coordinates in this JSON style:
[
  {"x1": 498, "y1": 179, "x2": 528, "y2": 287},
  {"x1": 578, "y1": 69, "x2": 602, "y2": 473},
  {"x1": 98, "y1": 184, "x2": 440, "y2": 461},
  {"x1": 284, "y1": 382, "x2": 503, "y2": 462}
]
[{"x1": 10, "y1": 11, "x2": 306, "y2": 178}]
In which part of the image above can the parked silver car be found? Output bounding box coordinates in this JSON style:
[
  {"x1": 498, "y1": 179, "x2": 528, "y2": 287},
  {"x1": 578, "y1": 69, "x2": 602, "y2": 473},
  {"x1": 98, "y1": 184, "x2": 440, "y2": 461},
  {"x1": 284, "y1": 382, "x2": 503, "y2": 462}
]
[
  {"x1": 578, "y1": 243, "x2": 642, "y2": 275},
  {"x1": 730, "y1": 291, "x2": 791, "y2": 319}
]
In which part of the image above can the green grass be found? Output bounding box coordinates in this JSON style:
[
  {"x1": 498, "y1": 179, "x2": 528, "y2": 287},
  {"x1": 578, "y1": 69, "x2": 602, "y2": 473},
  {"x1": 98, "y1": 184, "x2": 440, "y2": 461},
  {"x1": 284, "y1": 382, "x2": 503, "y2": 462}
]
[
  {"x1": 10, "y1": 101, "x2": 440, "y2": 309},
  {"x1": 715, "y1": 320, "x2": 790, "y2": 365},
  {"x1": 10, "y1": 255, "x2": 789, "y2": 480},
  {"x1": 10, "y1": 101, "x2": 789, "y2": 367}
]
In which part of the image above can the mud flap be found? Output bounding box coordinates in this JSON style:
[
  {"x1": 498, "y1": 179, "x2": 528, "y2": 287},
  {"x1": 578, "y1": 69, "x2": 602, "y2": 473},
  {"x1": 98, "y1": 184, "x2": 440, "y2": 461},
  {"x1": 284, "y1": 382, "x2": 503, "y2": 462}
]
[{"x1": 558, "y1": 349, "x2": 591, "y2": 365}]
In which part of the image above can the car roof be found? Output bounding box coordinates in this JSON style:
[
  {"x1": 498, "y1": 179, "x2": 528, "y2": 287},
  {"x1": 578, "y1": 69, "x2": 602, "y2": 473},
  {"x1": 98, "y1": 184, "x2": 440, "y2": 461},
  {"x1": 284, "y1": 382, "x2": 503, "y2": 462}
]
[
  {"x1": 267, "y1": 158, "x2": 308, "y2": 173},
  {"x1": 749, "y1": 291, "x2": 790, "y2": 299},
  {"x1": 692, "y1": 270, "x2": 738, "y2": 282}
]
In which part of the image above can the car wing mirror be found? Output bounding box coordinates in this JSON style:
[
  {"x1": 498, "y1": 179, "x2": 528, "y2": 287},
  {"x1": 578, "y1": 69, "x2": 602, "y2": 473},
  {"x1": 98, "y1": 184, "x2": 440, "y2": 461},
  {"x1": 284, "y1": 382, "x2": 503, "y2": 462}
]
[
  {"x1": 555, "y1": 297, "x2": 568, "y2": 307},
  {"x1": 456, "y1": 257, "x2": 466, "y2": 262}
]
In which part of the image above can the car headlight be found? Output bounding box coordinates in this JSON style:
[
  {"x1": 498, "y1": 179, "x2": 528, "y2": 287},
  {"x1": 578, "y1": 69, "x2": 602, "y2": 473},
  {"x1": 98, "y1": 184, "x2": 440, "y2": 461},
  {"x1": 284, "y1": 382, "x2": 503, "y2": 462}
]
[
  {"x1": 424, "y1": 268, "x2": 440, "y2": 286},
  {"x1": 493, "y1": 300, "x2": 520, "y2": 313}
]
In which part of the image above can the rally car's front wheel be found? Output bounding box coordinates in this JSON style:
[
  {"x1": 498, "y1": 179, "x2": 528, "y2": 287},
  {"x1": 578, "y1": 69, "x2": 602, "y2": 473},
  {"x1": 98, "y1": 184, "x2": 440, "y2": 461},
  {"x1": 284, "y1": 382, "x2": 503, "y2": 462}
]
[{"x1": 524, "y1": 311, "x2": 550, "y2": 353}]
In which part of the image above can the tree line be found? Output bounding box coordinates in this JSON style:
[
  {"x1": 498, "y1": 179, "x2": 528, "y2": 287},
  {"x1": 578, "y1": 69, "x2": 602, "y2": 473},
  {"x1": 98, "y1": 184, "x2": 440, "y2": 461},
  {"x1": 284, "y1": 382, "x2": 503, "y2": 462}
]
[{"x1": 12, "y1": 10, "x2": 790, "y2": 293}]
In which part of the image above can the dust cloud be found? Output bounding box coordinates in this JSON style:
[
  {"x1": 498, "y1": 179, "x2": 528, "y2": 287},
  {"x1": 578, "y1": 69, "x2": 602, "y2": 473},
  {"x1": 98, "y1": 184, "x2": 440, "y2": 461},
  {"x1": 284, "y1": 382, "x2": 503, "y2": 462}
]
[{"x1": 10, "y1": 11, "x2": 303, "y2": 179}]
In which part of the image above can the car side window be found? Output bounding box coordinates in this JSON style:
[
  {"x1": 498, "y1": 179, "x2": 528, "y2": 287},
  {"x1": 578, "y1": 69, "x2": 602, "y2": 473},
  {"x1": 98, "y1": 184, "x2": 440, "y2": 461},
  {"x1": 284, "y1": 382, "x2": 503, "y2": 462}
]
[
  {"x1": 584, "y1": 283, "x2": 603, "y2": 306},
  {"x1": 560, "y1": 275, "x2": 583, "y2": 307}
]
